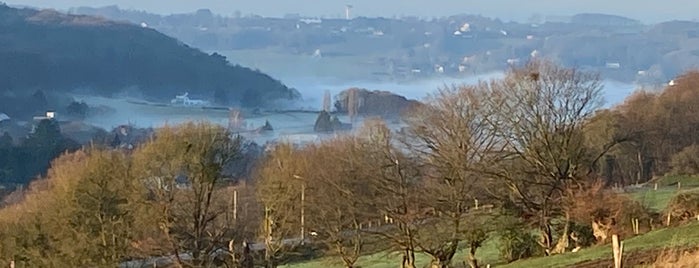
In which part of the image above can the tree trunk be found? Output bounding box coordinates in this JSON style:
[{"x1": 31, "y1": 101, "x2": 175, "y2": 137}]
[
  {"x1": 467, "y1": 246, "x2": 479, "y2": 268},
  {"x1": 551, "y1": 216, "x2": 570, "y2": 254},
  {"x1": 427, "y1": 240, "x2": 458, "y2": 268},
  {"x1": 402, "y1": 248, "x2": 416, "y2": 268},
  {"x1": 540, "y1": 224, "x2": 554, "y2": 255},
  {"x1": 429, "y1": 259, "x2": 450, "y2": 268},
  {"x1": 637, "y1": 150, "x2": 644, "y2": 185}
]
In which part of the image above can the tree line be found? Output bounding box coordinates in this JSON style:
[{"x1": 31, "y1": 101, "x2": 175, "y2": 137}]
[{"x1": 1, "y1": 61, "x2": 699, "y2": 267}]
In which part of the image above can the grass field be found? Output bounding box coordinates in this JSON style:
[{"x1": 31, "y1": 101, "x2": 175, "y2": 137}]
[
  {"x1": 630, "y1": 175, "x2": 699, "y2": 211},
  {"x1": 282, "y1": 176, "x2": 699, "y2": 268},
  {"x1": 284, "y1": 222, "x2": 699, "y2": 268},
  {"x1": 500, "y1": 222, "x2": 699, "y2": 268}
]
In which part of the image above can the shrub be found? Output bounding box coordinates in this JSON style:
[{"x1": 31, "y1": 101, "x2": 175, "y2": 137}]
[
  {"x1": 568, "y1": 222, "x2": 596, "y2": 249},
  {"x1": 665, "y1": 192, "x2": 699, "y2": 224},
  {"x1": 670, "y1": 145, "x2": 699, "y2": 175},
  {"x1": 567, "y1": 180, "x2": 656, "y2": 243},
  {"x1": 497, "y1": 217, "x2": 541, "y2": 263}
]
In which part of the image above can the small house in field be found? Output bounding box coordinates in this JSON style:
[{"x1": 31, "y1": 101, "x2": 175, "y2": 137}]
[{"x1": 32, "y1": 110, "x2": 55, "y2": 121}]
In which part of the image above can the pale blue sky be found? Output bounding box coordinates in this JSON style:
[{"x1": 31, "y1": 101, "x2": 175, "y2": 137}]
[{"x1": 4, "y1": 0, "x2": 697, "y2": 22}]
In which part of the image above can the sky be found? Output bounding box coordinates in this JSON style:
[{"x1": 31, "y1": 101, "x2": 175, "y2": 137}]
[
  {"x1": 4, "y1": 0, "x2": 698, "y2": 23},
  {"x1": 5, "y1": 0, "x2": 699, "y2": 23}
]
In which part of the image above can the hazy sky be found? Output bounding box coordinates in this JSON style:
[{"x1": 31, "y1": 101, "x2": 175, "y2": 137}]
[{"x1": 4, "y1": 0, "x2": 697, "y2": 22}]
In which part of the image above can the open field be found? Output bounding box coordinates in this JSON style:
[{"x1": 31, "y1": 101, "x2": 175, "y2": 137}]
[
  {"x1": 501, "y1": 222, "x2": 699, "y2": 268},
  {"x1": 282, "y1": 177, "x2": 699, "y2": 268},
  {"x1": 630, "y1": 176, "x2": 699, "y2": 211},
  {"x1": 283, "y1": 222, "x2": 699, "y2": 268}
]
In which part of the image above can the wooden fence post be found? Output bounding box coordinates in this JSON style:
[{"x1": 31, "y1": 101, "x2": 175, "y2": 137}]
[
  {"x1": 612, "y1": 234, "x2": 623, "y2": 268},
  {"x1": 631, "y1": 218, "x2": 639, "y2": 235}
]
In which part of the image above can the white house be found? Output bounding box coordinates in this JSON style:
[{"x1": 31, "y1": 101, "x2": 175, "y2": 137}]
[
  {"x1": 0, "y1": 113, "x2": 9, "y2": 123},
  {"x1": 170, "y1": 92, "x2": 210, "y2": 106},
  {"x1": 33, "y1": 110, "x2": 55, "y2": 121}
]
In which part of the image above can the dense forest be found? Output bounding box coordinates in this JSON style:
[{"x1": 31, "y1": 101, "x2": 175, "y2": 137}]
[
  {"x1": 0, "y1": 4, "x2": 299, "y2": 108},
  {"x1": 2, "y1": 61, "x2": 699, "y2": 267}
]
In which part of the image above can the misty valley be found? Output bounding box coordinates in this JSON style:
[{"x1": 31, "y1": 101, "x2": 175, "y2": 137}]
[{"x1": 1, "y1": 1, "x2": 699, "y2": 268}]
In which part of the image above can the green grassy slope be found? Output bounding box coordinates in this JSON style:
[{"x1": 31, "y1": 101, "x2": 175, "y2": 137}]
[{"x1": 286, "y1": 177, "x2": 699, "y2": 268}]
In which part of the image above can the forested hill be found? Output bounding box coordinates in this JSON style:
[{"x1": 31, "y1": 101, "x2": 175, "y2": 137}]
[{"x1": 0, "y1": 4, "x2": 299, "y2": 107}]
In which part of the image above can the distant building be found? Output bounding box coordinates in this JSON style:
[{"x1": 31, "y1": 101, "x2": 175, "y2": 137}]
[
  {"x1": 435, "y1": 65, "x2": 445, "y2": 73},
  {"x1": 278, "y1": 134, "x2": 320, "y2": 145},
  {"x1": 170, "y1": 92, "x2": 210, "y2": 106},
  {"x1": 0, "y1": 113, "x2": 9, "y2": 123},
  {"x1": 605, "y1": 62, "x2": 621, "y2": 69},
  {"x1": 460, "y1": 23, "x2": 471, "y2": 32},
  {"x1": 33, "y1": 110, "x2": 55, "y2": 121},
  {"x1": 299, "y1": 18, "x2": 322, "y2": 24}
]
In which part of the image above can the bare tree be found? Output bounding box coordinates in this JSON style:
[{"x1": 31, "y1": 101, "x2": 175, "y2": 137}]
[
  {"x1": 255, "y1": 143, "x2": 307, "y2": 268},
  {"x1": 303, "y1": 137, "x2": 377, "y2": 268},
  {"x1": 357, "y1": 120, "x2": 423, "y2": 268},
  {"x1": 402, "y1": 85, "x2": 501, "y2": 267},
  {"x1": 486, "y1": 60, "x2": 604, "y2": 254},
  {"x1": 132, "y1": 122, "x2": 242, "y2": 267}
]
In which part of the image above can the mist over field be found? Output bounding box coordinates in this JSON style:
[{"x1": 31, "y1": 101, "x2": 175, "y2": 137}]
[
  {"x1": 75, "y1": 74, "x2": 638, "y2": 142},
  {"x1": 4, "y1": 2, "x2": 699, "y2": 268}
]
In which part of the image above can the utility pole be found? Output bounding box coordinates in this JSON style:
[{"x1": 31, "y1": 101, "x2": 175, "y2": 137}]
[
  {"x1": 264, "y1": 206, "x2": 272, "y2": 264},
  {"x1": 301, "y1": 183, "x2": 306, "y2": 245},
  {"x1": 293, "y1": 175, "x2": 306, "y2": 245},
  {"x1": 233, "y1": 190, "x2": 238, "y2": 221}
]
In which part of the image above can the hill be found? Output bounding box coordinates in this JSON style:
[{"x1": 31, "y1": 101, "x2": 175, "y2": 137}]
[{"x1": 0, "y1": 4, "x2": 299, "y2": 108}]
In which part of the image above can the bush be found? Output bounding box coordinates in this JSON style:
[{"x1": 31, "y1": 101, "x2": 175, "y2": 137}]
[
  {"x1": 497, "y1": 217, "x2": 541, "y2": 263},
  {"x1": 568, "y1": 222, "x2": 596, "y2": 248},
  {"x1": 665, "y1": 192, "x2": 699, "y2": 224},
  {"x1": 567, "y1": 180, "x2": 656, "y2": 242},
  {"x1": 670, "y1": 145, "x2": 699, "y2": 175}
]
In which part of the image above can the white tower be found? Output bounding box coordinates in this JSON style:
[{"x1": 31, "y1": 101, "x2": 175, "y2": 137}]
[{"x1": 345, "y1": 4, "x2": 353, "y2": 20}]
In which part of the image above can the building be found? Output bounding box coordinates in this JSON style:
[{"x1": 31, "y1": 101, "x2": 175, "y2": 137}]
[
  {"x1": 0, "y1": 113, "x2": 9, "y2": 123},
  {"x1": 170, "y1": 92, "x2": 210, "y2": 106},
  {"x1": 32, "y1": 110, "x2": 55, "y2": 121}
]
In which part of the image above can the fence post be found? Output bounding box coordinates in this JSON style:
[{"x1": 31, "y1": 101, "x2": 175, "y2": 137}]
[{"x1": 612, "y1": 234, "x2": 623, "y2": 268}]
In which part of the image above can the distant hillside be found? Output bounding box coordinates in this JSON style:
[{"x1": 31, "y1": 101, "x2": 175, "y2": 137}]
[{"x1": 0, "y1": 4, "x2": 299, "y2": 107}]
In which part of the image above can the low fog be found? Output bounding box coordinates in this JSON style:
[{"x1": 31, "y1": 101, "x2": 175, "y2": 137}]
[{"x1": 75, "y1": 74, "x2": 638, "y2": 145}]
